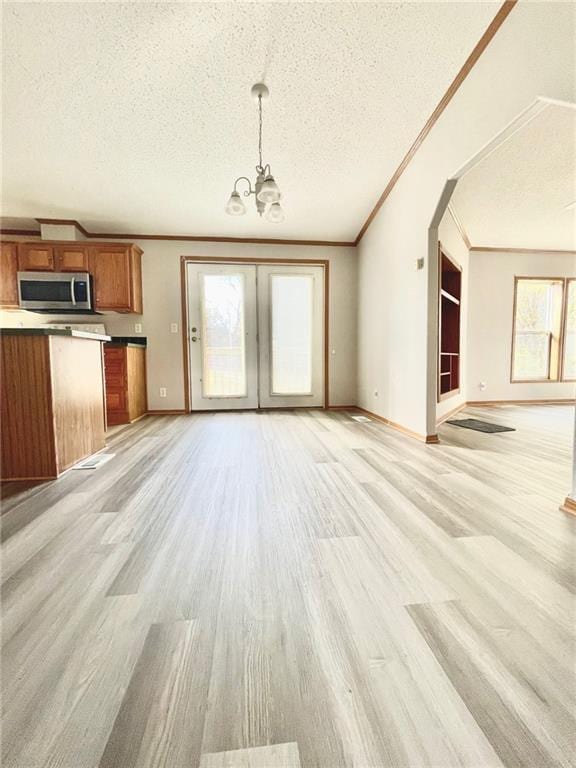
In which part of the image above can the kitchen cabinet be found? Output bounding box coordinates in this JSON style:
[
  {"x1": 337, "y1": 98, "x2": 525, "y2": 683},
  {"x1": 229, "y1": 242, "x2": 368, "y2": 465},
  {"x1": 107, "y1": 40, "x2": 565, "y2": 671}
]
[
  {"x1": 0, "y1": 243, "x2": 19, "y2": 308},
  {"x1": 18, "y1": 243, "x2": 55, "y2": 271},
  {"x1": 0, "y1": 329, "x2": 108, "y2": 480},
  {"x1": 89, "y1": 245, "x2": 143, "y2": 313},
  {"x1": 0, "y1": 239, "x2": 143, "y2": 313},
  {"x1": 55, "y1": 245, "x2": 90, "y2": 272},
  {"x1": 104, "y1": 343, "x2": 147, "y2": 425}
]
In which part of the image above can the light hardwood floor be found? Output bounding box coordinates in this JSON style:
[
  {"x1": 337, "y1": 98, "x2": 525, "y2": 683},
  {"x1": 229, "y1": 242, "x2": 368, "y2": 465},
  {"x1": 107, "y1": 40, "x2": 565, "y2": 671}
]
[{"x1": 1, "y1": 404, "x2": 575, "y2": 767}]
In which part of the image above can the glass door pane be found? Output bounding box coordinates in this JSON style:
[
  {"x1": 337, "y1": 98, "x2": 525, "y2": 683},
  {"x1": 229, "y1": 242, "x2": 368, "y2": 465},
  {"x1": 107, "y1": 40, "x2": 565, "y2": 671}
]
[
  {"x1": 563, "y1": 280, "x2": 576, "y2": 380},
  {"x1": 271, "y1": 274, "x2": 313, "y2": 394},
  {"x1": 201, "y1": 273, "x2": 247, "y2": 398}
]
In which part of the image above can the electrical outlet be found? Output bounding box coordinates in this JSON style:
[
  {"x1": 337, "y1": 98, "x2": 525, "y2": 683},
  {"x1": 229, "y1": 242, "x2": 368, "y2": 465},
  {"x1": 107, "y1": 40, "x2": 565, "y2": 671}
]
[
  {"x1": 170, "y1": 323, "x2": 178, "y2": 333},
  {"x1": 479, "y1": 381, "x2": 487, "y2": 391},
  {"x1": 160, "y1": 387, "x2": 167, "y2": 398},
  {"x1": 134, "y1": 323, "x2": 142, "y2": 333},
  {"x1": 374, "y1": 390, "x2": 379, "y2": 398}
]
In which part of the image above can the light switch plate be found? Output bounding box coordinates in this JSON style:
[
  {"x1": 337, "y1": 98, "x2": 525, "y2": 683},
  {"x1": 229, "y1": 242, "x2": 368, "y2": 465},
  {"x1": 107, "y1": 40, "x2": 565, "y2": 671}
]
[{"x1": 160, "y1": 387, "x2": 167, "y2": 398}]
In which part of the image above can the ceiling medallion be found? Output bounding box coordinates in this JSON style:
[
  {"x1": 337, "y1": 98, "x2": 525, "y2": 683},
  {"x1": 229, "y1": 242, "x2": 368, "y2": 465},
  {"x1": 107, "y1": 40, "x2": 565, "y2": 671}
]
[{"x1": 225, "y1": 83, "x2": 284, "y2": 223}]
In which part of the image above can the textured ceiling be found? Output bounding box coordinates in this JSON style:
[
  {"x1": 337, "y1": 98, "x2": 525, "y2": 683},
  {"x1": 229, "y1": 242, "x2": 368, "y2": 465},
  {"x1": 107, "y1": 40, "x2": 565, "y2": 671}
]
[
  {"x1": 2, "y1": 2, "x2": 500, "y2": 240},
  {"x1": 452, "y1": 103, "x2": 576, "y2": 250}
]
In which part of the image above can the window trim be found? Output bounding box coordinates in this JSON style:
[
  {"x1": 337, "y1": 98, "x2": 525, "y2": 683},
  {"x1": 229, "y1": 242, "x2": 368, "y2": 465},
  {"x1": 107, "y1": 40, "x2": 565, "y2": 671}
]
[{"x1": 510, "y1": 276, "x2": 570, "y2": 384}]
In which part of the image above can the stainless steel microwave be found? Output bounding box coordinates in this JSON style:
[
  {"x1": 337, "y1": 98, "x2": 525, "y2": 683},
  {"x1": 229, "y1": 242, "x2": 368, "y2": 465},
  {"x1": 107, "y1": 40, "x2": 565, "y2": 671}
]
[{"x1": 18, "y1": 271, "x2": 94, "y2": 313}]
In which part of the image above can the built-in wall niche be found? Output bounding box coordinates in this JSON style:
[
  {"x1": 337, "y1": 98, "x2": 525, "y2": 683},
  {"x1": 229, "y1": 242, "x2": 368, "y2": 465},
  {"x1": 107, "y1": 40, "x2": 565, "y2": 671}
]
[{"x1": 438, "y1": 248, "x2": 462, "y2": 400}]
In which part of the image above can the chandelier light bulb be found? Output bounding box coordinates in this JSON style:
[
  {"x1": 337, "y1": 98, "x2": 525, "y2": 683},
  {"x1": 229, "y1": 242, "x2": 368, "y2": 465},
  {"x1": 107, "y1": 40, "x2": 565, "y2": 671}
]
[
  {"x1": 266, "y1": 202, "x2": 285, "y2": 223},
  {"x1": 257, "y1": 175, "x2": 281, "y2": 204},
  {"x1": 225, "y1": 191, "x2": 246, "y2": 216}
]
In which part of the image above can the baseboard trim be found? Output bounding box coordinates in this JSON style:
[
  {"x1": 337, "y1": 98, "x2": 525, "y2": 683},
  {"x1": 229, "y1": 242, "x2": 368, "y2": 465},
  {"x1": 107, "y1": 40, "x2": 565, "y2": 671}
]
[
  {"x1": 146, "y1": 409, "x2": 188, "y2": 415},
  {"x1": 560, "y1": 497, "x2": 576, "y2": 516},
  {"x1": 467, "y1": 399, "x2": 575, "y2": 406},
  {"x1": 354, "y1": 407, "x2": 438, "y2": 444},
  {"x1": 436, "y1": 401, "x2": 468, "y2": 425},
  {"x1": 327, "y1": 405, "x2": 357, "y2": 411}
]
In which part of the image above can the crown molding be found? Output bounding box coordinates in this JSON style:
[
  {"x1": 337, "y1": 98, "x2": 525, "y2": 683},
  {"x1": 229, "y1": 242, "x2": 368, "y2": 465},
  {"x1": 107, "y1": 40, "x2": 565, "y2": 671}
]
[
  {"x1": 354, "y1": 0, "x2": 518, "y2": 245},
  {"x1": 0, "y1": 228, "x2": 41, "y2": 237},
  {"x1": 470, "y1": 246, "x2": 576, "y2": 255},
  {"x1": 0, "y1": 219, "x2": 355, "y2": 248}
]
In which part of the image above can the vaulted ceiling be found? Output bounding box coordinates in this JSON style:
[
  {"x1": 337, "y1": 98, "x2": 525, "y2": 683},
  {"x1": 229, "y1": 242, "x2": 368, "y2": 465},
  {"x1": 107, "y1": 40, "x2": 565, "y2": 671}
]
[
  {"x1": 2, "y1": 1, "x2": 501, "y2": 240},
  {"x1": 452, "y1": 102, "x2": 576, "y2": 251}
]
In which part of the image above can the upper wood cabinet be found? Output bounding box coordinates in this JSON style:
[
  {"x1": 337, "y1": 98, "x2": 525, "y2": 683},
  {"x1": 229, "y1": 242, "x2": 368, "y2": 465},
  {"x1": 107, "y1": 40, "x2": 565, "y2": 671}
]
[
  {"x1": 18, "y1": 243, "x2": 55, "y2": 271},
  {"x1": 0, "y1": 243, "x2": 19, "y2": 308},
  {"x1": 89, "y1": 244, "x2": 143, "y2": 313},
  {"x1": 0, "y1": 240, "x2": 143, "y2": 313},
  {"x1": 54, "y1": 245, "x2": 90, "y2": 272}
]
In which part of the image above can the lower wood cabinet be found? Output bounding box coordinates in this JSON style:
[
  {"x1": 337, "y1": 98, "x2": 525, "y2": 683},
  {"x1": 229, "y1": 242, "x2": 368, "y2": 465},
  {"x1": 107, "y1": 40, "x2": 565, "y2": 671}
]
[
  {"x1": 104, "y1": 344, "x2": 147, "y2": 426},
  {"x1": 0, "y1": 333, "x2": 106, "y2": 480}
]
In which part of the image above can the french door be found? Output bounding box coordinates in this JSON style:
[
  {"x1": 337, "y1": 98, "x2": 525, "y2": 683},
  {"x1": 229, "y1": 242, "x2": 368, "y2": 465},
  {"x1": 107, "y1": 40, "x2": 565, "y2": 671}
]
[{"x1": 186, "y1": 262, "x2": 324, "y2": 410}]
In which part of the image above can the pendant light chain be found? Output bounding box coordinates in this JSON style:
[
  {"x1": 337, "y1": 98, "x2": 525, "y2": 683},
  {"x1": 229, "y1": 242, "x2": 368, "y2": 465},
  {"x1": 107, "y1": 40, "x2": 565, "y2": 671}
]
[{"x1": 258, "y1": 93, "x2": 263, "y2": 170}]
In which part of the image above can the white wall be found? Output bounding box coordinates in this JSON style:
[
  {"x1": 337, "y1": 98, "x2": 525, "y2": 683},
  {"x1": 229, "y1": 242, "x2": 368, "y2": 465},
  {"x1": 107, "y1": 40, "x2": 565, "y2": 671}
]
[
  {"x1": 466, "y1": 249, "x2": 576, "y2": 403},
  {"x1": 357, "y1": 2, "x2": 576, "y2": 437},
  {"x1": 436, "y1": 211, "x2": 469, "y2": 421},
  {"x1": 1, "y1": 239, "x2": 357, "y2": 411}
]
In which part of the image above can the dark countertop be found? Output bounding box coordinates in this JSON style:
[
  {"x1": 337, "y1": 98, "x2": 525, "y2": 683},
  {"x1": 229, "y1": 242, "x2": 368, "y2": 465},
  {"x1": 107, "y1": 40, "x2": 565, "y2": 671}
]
[
  {"x1": 106, "y1": 336, "x2": 147, "y2": 347},
  {"x1": 0, "y1": 328, "x2": 111, "y2": 342}
]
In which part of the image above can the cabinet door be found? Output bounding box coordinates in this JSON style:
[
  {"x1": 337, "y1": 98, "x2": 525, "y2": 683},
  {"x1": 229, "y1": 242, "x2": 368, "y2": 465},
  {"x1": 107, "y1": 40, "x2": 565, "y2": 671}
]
[
  {"x1": 55, "y1": 245, "x2": 89, "y2": 272},
  {"x1": 89, "y1": 247, "x2": 132, "y2": 310},
  {"x1": 0, "y1": 243, "x2": 19, "y2": 308},
  {"x1": 18, "y1": 243, "x2": 55, "y2": 271},
  {"x1": 104, "y1": 345, "x2": 129, "y2": 424}
]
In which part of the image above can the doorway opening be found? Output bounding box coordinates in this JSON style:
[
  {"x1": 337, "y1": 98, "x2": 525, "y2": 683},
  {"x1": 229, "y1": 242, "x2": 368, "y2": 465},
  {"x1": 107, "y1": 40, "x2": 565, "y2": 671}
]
[{"x1": 181, "y1": 258, "x2": 328, "y2": 411}]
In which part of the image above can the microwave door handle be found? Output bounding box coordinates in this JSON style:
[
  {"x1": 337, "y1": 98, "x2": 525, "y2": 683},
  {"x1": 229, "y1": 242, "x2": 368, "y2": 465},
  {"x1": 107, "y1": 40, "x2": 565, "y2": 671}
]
[{"x1": 70, "y1": 277, "x2": 77, "y2": 306}]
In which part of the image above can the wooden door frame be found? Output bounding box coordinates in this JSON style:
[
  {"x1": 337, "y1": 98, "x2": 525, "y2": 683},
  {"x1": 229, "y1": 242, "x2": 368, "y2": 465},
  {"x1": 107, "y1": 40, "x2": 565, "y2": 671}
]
[{"x1": 180, "y1": 255, "x2": 330, "y2": 412}]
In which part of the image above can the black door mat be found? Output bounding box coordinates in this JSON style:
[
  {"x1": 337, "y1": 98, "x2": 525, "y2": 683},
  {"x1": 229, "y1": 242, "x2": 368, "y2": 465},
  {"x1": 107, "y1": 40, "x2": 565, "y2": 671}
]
[{"x1": 447, "y1": 418, "x2": 515, "y2": 433}]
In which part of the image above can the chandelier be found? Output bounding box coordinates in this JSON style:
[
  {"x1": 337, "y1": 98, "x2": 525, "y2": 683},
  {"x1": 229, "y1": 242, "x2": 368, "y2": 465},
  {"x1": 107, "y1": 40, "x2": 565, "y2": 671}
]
[{"x1": 225, "y1": 83, "x2": 284, "y2": 223}]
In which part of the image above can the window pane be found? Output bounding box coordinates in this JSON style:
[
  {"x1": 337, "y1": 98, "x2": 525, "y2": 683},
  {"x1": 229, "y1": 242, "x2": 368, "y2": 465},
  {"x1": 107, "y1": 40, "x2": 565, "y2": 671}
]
[
  {"x1": 564, "y1": 281, "x2": 576, "y2": 380},
  {"x1": 512, "y1": 279, "x2": 562, "y2": 381},
  {"x1": 513, "y1": 332, "x2": 550, "y2": 380},
  {"x1": 201, "y1": 274, "x2": 246, "y2": 397},
  {"x1": 271, "y1": 274, "x2": 313, "y2": 394},
  {"x1": 515, "y1": 281, "x2": 553, "y2": 331}
]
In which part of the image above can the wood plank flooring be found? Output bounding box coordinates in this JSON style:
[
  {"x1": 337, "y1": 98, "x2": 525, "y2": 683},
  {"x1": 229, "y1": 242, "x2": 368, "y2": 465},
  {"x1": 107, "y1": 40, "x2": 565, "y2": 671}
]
[{"x1": 1, "y1": 404, "x2": 575, "y2": 767}]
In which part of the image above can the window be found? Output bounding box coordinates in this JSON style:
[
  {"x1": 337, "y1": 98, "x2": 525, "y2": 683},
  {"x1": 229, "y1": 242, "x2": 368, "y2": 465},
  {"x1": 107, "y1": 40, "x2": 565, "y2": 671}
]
[{"x1": 511, "y1": 277, "x2": 573, "y2": 382}]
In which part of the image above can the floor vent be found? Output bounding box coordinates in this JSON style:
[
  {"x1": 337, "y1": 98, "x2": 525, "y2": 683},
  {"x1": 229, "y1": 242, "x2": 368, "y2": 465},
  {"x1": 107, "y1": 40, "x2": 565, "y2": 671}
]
[
  {"x1": 351, "y1": 415, "x2": 372, "y2": 423},
  {"x1": 72, "y1": 453, "x2": 115, "y2": 470}
]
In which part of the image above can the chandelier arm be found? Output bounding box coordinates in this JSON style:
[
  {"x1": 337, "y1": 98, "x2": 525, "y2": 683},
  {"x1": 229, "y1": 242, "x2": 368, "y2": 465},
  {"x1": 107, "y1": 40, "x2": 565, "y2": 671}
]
[{"x1": 233, "y1": 176, "x2": 255, "y2": 197}]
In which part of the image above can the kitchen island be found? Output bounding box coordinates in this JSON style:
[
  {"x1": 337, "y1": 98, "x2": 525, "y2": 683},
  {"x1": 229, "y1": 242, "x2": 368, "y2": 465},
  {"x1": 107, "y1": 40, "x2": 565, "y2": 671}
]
[{"x1": 0, "y1": 328, "x2": 110, "y2": 480}]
